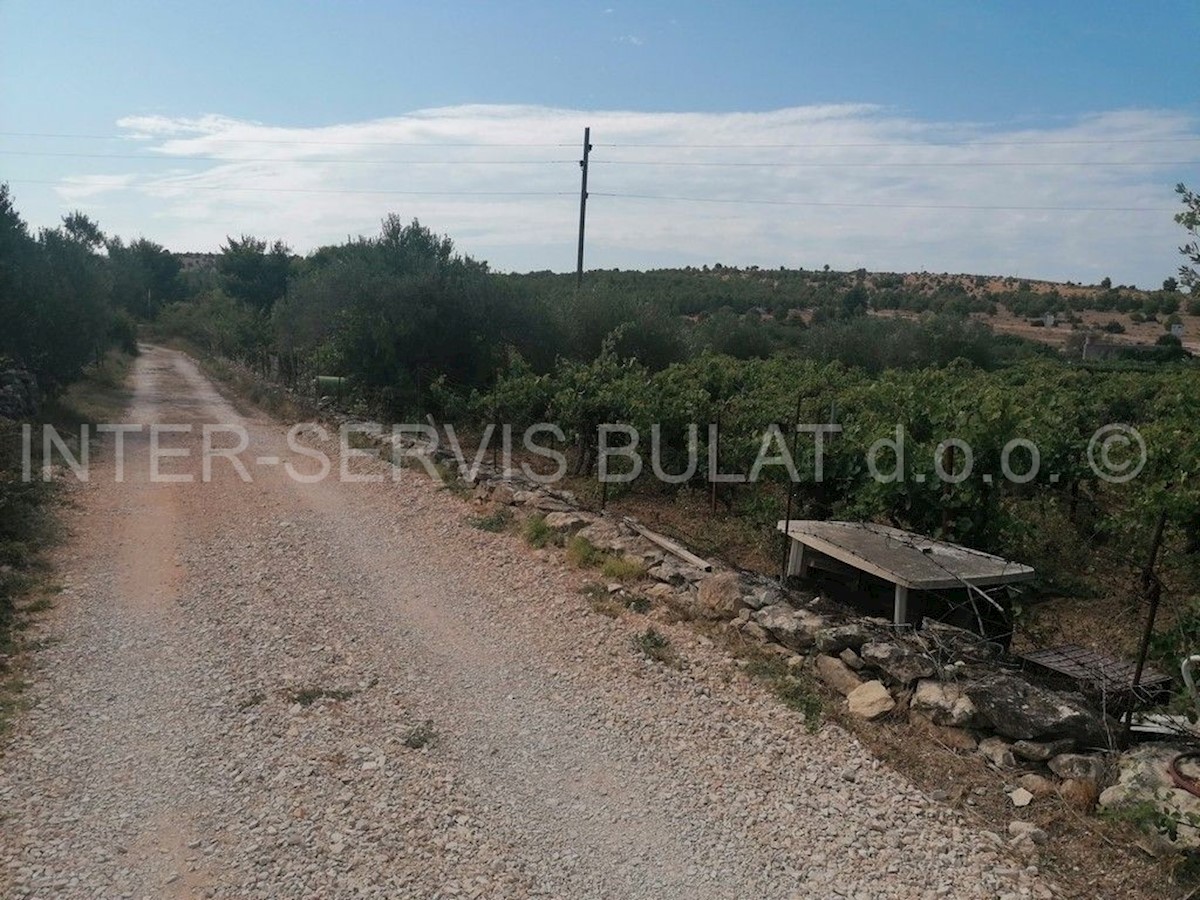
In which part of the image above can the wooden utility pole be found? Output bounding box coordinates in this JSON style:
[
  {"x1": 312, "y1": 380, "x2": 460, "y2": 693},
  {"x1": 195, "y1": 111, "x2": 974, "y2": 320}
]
[{"x1": 576, "y1": 126, "x2": 592, "y2": 289}]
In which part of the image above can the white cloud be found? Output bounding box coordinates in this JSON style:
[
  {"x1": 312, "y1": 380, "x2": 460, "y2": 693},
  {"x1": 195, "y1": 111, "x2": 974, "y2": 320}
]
[
  {"x1": 616, "y1": 34, "x2": 644, "y2": 46},
  {"x1": 44, "y1": 103, "x2": 1200, "y2": 285},
  {"x1": 54, "y1": 173, "x2": 139, "y2": 201}
]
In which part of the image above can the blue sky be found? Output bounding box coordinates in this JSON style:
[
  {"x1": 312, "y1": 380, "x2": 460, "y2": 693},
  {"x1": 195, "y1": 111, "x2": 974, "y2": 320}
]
[{"x1": 2, "y1": 1, "x2": 1198, "y2": 284}]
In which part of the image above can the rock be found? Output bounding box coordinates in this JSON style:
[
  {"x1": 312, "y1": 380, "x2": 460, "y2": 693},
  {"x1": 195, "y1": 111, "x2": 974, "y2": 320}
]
[
  {"x1": 979, "y1": 736, "x2": 1016, "y2": 769},
  {"x1": 647, "y1": 558, "x2": 706, "y2": 586},
  {"x1": 490, "y1": 483, "x2": 516, "y2": 505},
  {"x1": 814, "y1": 623, "x2": 875, "y2": 654},
  {"x1": 814, "y1": 655, "x2": 864, "y2": 697},
  {"x1": 909, "y1": 712, "x2": 978, "y2": 752},
  {"x1": 740, "y1": 622, "x2": 769, "y2": 643},
  {"x1": 847, "y1": 680, "x2": 895, "y2": 720},
  {"x1": 1048, "y1": 753, "x2": 1107, "y2": 784},
  {"x1": 910, "y1": 679, "x2": 980, "y2": 728},
  {"x1": 643, "y1": 583, "x2": 676, "y2": 601},
  {"x1": 577, "y1": 521, "x2": 627, "y2": 552},
  {"x1": 696, "y1": 573, "x2": 744, "y2": 620},
  {"x1": 1007, "y1": 788, "x2": 1034, "y2": 808},
  {"x1": 860, "y1": 641, "x2": 937, "y2": 686},
  {"x1": 530, "y1": 494, "x2": 573, "y2": 512},
  {"x1": 1058, "y1": 778, "x2": 1100, "y2": 811},
  {"x1": 1098, "y1": 743, "x2": 1199, "y2": 828},
  {"x1": 963, "y1": 673, "x2": 1112, "y2": 746},
  {"x1": 839, "y1": 648, "x2": 864, "y2": 670},
  {"x1": 1017, "y1": 774, "x2": 1057, "y2": 798},
  {"x1": 740, "y1": 583, "x2": 778, "y2": 611},
  {"x1": 752, "y1": 603, "x2": 827, "y2": 652},
  {"x1": 1008, "y1": 821, "x2": 1047, "y2": 844},
  {"x1": 1012, "y1": 738, "x2": 1074, "y2": 762},
  {"x1": 542, "y1": 511, "x2": 594, "y2": 534}
]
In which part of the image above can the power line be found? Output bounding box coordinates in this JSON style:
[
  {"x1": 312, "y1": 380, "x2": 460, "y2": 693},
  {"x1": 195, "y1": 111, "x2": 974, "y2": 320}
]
[
  {"x1": 3, "y1": 130, "x2": 1197, "y2": 151},
  {"x1": 600, "y1": 137, "x2": 1200, "y2": 149},
  {"x1": 0, "y1": 150, "x2": 576, "y2": 165},
  {"x1": 594, "y1": 159, "x2": 1198, "y2": 169},
  {"x1": 590, "y1": 191, "x2": 1177, "y2": 213},
  {"x1": 0, "y1": 130, "x2": 576, "y2": 148},
  {"x1": 5, "y1": 179, "x2": 573, "y2": 198},
  {"x1": 8, "y1": 177, "x2": 1173, "y2": 212},
  {"x1": 6, "y1": 149, "x2": 1191, "y2": 171}
]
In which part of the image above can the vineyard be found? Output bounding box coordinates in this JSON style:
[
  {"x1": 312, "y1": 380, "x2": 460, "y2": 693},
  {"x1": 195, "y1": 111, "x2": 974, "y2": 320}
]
[{"x1": 4, "y1": 180, "x2": 1200, "y2": 673}]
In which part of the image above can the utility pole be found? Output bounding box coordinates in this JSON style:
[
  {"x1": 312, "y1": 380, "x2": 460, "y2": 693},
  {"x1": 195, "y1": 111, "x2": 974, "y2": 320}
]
[{"x1": 576, "y1": 126, "x2": 592, "y2": 289}]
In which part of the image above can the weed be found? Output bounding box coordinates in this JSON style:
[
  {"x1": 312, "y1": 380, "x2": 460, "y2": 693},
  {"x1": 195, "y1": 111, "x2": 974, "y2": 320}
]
[
  {"x1": 741, "y1": 651, "x2": 823, "y2": 733},
  {"x1": 1101, "y1": 799, "x2": 1199, "y2": 843},
  {"x1": 774, "y1": 678, "x2": 824, "y2": 732},
  {"x1": 523, "y1": 514, "x2": 553, "y2": 548},
  {"x1": 626, "y1": 595, "x2": 651, "y2": 614},
  {"x1": 566, "y1": 535, "x2": 603, "y2": 568},
  {"x1": 634, "y1": 627, "x2": 679, "y2": 666},
  {"x1": 346, "y1": 429, "x2": 379, "y2": 450},
  {"x1": 472, "y1": 508, "x2": 512, "y2": 533},
  {"x1": 21, "y1": 597, "x2": 53, "y2": 614},
  {"x1": 403, "y1": 719, "x2": 436, "y2": 749},
  {"x1": 435, "y1": 461, "x2": 471, "y2": 496},
  {"x1": 600, "y1": 555, "x2": 647, "y2": 582},
  {"x1": 588, "y1": 593, "x2": 626, "y2": 618},
  {"x1": 287, "y1": 685, "x2": 356, "y2": 707},
  {"x1": 0, "y1": 676, "x2": 29, "y2": 734}
]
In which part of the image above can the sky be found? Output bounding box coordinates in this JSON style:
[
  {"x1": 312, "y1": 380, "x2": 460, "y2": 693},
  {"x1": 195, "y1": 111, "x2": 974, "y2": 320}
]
[{"x1": 2, "y1": 1, "x2": 1197, "y2": 286}]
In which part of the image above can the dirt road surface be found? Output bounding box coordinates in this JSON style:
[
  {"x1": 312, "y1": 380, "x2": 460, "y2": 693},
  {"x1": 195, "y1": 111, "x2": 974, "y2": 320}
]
[{"x1": 0, "y1": 347, "x2": 1047, "y2": 899}]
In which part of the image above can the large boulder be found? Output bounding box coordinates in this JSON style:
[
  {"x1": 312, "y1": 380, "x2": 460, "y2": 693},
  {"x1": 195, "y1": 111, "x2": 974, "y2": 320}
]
[
  {"x1": 1048, "y1": 752, "x2": 1108, "y2": 784},
  {"x1": 847, "y1": 680, "x2": 895, "y2": 720},
  {"x1": 576, "y1": 521, "x2": 627, "y2": 552},
  {"x1": 542, "y1": 511, "x2": 595, "y2": 534},
  {"x1": 963, "y1": 673, "x2": 1113, "y2": 747},
  {"x1": 1100, "y1": 743, "x2": 1200, "y2": 849},
  {"x1": 696, "y1": 572, "x2": 744, "y2": 620},
  {"x1": 752, "y1": 603, "x2": 827, "y2": 652},
  {"x1": 814, "y1": 654, "x2": 864, "y2": 697},
  {"x1": 860, "y1": 640, "x2": 937, "y2": 686},
  {"x1": 910, "y1": 679, "x2": 981, "y2": 728},
  {"x1": 647, "y1": 558, "x2": 706, "y2": 585}
]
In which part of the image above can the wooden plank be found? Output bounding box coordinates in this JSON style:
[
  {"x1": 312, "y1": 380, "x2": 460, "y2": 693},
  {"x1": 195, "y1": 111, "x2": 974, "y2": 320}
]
[{"x1": 625, "y1": 520, "x2": 713, "y2": 572}]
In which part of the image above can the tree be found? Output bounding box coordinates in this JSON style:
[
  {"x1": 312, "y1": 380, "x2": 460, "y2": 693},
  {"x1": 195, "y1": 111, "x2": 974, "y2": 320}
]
[
  {"x1": 1176, "y1": 183, "x2": 1200, "y2": 290},
  {"x1": 218, "y1": 235, "x2": 291, "y2": 311},
  {"x1": 107, "y1": 237, "x2": 182, "y2": 318},
  {"x1": 1100, "y1": 276, "x2": 1112, "y2": 289},
  {"x1": 1163, "y1": 276, "x2": 1179, "y2": 293}
]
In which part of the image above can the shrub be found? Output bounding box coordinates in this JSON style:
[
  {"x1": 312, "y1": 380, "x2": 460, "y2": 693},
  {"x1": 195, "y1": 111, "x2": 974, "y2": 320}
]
[
  {"x1": 566, "y1": 535, "x2": 603, "y2": 567},
  {"x1": 523, "y1": 514, "x2": 553, "y2": 548},
  {"x1": 600, "y1": 556, "x2": 647, "y2": 582},
  {"x1": 471, "y1": 508, "x2": 512, "y2": 532},
  {"x1": 634, "y1": 628, "x2": 677, "y2": 665}
]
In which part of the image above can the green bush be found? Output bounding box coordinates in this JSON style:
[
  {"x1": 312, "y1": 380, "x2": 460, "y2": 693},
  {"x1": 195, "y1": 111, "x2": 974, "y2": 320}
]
[{"x1": 522, "y1": 514, "x2": 553, "y2": 548}]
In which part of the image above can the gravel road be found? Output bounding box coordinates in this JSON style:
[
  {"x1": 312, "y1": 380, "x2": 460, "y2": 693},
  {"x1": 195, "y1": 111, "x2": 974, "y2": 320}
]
[{"x1": 0, "y1": 346, "x2": 1047, "y2": 898}]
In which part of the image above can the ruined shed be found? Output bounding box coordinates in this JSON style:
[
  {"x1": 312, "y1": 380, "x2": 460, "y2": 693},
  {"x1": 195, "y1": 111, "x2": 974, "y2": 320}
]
[{"x1": 777, "y1": 520, "x2": 1035, "y2": 630}]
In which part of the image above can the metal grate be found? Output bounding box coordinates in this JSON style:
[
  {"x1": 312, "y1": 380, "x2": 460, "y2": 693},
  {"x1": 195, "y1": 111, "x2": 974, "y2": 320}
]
[{"x1": 1021, "y1": 643, "x2": 1173, "y2": 710}]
